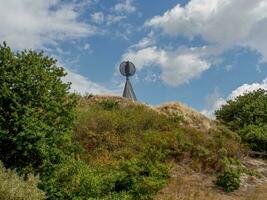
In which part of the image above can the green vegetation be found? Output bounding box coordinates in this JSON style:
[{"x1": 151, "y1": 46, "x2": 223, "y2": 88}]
[
  {"x1": 0, "y1": 43, "x2": 77, "y2": 199},
  {"x1": 216, "y1": 169, "x2": 241, "y2": 192},
  {"x1": 0, "y1": 42, "x2": 76, "y2": 175},
  {"x1": 215, "y1": 89, "x2": 267, "y2": 152},
  {"x1": 0, "y1": 161, "x2": 45, "y2": 200},
  {"x1": 0, "y1": 43, "x2": 249, "y2": 199},
  {"x1": 215, "y1": 158, "x2": 242, "y2": 192},
  {"x1": 70, "y1": 98, "x2": 243, "y2": 198}
]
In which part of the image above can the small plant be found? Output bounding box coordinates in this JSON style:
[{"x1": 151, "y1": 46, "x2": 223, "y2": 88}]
[
  {"x1": 216, "y1": 168, "x2": 241, "y2": 192},
  {"x1": 99, "y1": 100, "x2": 119, "y2": 110}
]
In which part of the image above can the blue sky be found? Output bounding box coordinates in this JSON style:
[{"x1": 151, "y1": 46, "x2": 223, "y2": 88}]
[{"x1": 1, "y1": 0, "x2": 267, "y2": 117}]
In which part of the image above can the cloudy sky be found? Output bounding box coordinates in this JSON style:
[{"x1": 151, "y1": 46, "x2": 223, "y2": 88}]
[{"x1": 1, "y1": 0, "x2": 267, "y2": 117}]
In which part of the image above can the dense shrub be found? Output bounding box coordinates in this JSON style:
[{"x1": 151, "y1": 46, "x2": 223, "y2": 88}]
[
  {"x1": 40, "y1": 155, "x2": 169, "y2": 200},
  {"x1": 0, "y1": 43, "x2": 77, "y2": 174},
  {"x1": 115, "y1": 152, "x2": 170, "y2": 199},
  {"x1": 239, "y1": 124, "x2": 267, "y2": 152},
  {"x1": 215, "y1": 89, "x2": 267, "y2": 152},
  {"x1": 0, "y1": 161, "x2": 45, "y2": 200},
  {"x1": 215, "y1": 89, "x2": 267, "y2": 130},
  {"x1": 216, "y1": 168, "x2": 241, "y2": 192},
  {"x1": 41, "y1": 159, "x2": 113, "y2": 200}
]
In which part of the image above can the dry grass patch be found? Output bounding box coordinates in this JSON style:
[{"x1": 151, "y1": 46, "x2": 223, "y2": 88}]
[
  {"x1": 155, "y1": 102, "x2": 215, "y2": 131},
  {"x1": 245, "y1": 183, "x2": 267, "y2": 200},
  {"x1": 155, "y1": 161, "x2": 267, "y2": 200}
]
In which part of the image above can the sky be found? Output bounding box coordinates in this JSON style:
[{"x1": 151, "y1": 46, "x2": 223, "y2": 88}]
[{"x1": 1, "y1": 0, "x2": 267, "y2": 118}]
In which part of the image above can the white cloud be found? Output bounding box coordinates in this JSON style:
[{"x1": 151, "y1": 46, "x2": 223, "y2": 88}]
[
  {"x1": 83, "y1": 43, "x2": 91, "y2": 50},
  {"x1": 127, "y1": 0, "x2": 267, "y2": 90},
  {"x1": 91, "y1": 12, "x2": 104, "y2": 24},
  {"x1": 144, "y1": 73, "x2": 159, "y2": 83},
  {"x1": 122, "y1": 0, "x2": 267, "y2": 86},
  {"x1": 225, "y1": 64, "x2": 233, "y2": 72},
  {"x1": 113, "y1": 0, "x2": 136, "y2": 14},
  {"x1": 122, "y1": 46, "x2": 210, "y2": 86},
  {"x1": 161, "y1": 51, "x2": 210, "y2": 86},
  {"x1": 122, "y1": 47, "x2": 164, "y2": 70},
  {"x1": 202, "y1": 78, "x2": 267, "y2": 118},
  {"x1": 0, "y1": 0, "x2": 95, "y2": 49},
  {"x1": 106, "y1": 15, "x2": 127, "y2": 25},
  {"x1": 228, "y1": 78, "x2": 267, "y2": 99},
  {"x1": 201, "y1": 88, "x2": 226, "y2": 119},
  {"x1": 0, "y1": 0, "x2": 119, "y2": 96},
  {"x1": 201, "y1": 98, "x2": 226, "y2": 119},
  {"x1": 130, "y1": 35, "x2": 155, "y2": 49},
  {"x1": 146, "y1": 0, "x2": 267, "y2": 62},
  {"x1": 63, "y1": 69, "x2": 119, "y2": 95}
]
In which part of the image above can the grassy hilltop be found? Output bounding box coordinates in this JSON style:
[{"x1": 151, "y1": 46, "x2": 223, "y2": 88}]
[
  {"x1": 72, "y1": 95, "x2": 267, "y2": 200},
  {"x1": 69, "y1": 95, "x2": 244, "y2": 199}
]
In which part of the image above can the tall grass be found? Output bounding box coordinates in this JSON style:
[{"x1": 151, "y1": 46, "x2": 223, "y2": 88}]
[{"x1": 0, "y1": 162, "x2": 45, "y2": 200}]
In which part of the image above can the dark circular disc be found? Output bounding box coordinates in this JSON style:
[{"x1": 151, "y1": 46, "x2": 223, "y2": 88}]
[{"x1": 119, "y1": 61, "x2": 136, "y2": 77}]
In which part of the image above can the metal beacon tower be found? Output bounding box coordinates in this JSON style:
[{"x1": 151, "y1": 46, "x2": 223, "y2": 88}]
[{"x1": 119, "y1": 61, "x2": 137, "y2": 101}]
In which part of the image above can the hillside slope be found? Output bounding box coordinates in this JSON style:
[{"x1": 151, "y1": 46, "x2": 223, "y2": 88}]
[
  {"x1": 75, "y1": 96, "x2": 266, "y2": 200},
  {"x1": 73, "y1": 95, "x2": 267, "y2": 199}
]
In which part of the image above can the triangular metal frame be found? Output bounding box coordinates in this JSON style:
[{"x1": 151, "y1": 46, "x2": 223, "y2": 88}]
[{"x1": 123, "y1": 78, "x2": 137, "y2": 101}]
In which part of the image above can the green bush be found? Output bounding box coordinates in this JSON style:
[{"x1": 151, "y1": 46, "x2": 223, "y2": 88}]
[
  {"x1": 0, "y1": 161, "x2": 45, "y2": 200},
  {"x1": 215, "y1": 89, "x2": 267, "y2": 152},
  {"x1": 239, "y1": 124, "x2": 267, "y2": 152},
  {"x1": 40, "y1": 155, "x2": 169, "y2": 200},
  {"x1": 41, "y1": 159, "x2": 114, "y2": 200},
  {"x1": 115, "y1": 154, "x2": 169, "y2": 199},
  {"x1": 215, "y1": 89, "x2": 267, "y2": 130},
  {"x1": 216, "y1": 168, "x2": 241, "y2": 192}
]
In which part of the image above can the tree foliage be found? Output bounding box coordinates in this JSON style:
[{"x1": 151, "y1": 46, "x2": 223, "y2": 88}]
[
  {"x1": 0, "y1": 42, "x2": 76, "y2": 174},
  {"x1": 215, "y1": 89, "x2": 267, "y2": 152}
]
